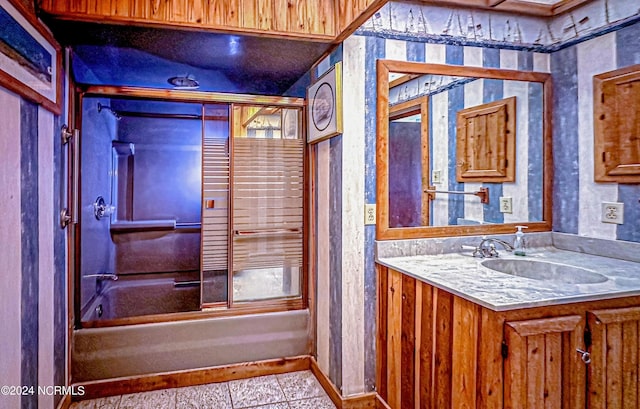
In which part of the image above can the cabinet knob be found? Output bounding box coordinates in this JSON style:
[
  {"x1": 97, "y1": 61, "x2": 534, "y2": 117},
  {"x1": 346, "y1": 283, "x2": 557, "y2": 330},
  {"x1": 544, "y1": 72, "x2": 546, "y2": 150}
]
[{"x1": 576, "y1": 348, "x2": 591, "y2": 365}]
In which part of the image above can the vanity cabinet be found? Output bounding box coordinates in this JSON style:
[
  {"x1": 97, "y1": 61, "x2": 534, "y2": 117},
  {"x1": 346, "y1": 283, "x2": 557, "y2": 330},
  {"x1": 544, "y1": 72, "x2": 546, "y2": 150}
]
[
  {"x1": 377, "y1": 265, "x2": 640, "y2": 409},
  {"x1": 503, "y1": 315, "x2": 586, "y2": 409}
]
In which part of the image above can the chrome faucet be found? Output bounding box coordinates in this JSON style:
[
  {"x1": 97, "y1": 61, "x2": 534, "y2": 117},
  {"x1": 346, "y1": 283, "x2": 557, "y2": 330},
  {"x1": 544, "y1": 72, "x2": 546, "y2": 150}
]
[
  {"x1": 472, "y1": 237, "x2": 515, "y2": 258},
  {"x1": 84, "y1": 273, "x2": 118, "y2": 281}
]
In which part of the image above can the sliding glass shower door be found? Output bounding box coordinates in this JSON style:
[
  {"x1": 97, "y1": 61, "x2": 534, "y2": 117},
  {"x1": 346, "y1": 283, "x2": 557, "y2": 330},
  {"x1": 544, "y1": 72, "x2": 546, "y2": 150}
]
[
  {"x1": 200, "y1": 103, "x2": 304, "y2": 307},
  {"x1": 230, "y1": 105, "x2": 304, "y2": 303}
]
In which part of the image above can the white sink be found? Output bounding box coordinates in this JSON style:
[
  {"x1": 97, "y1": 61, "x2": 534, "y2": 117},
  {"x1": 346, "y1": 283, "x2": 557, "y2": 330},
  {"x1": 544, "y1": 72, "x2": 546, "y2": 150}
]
[{"x1": 481, "y1": 258, "x2": 608, "y2": 284}]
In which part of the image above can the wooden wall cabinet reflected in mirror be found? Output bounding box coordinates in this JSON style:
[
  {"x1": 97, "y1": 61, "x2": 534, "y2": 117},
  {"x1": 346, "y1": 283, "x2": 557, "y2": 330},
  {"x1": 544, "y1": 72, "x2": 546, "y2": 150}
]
[
  {"x1": 456, "y1": 96, "x2": 516, "y2": 183},
  {"x1": 376, "y1": 60, "x2": 553, "y2": 240}
]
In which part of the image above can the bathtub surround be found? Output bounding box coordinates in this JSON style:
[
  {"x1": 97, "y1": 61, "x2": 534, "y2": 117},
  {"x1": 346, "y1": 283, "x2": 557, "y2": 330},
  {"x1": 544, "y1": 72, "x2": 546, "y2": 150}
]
[
  {"x1": 80, "y1": 97, "x2": 117, "y2": 312},
  {"x1": 0, "y1": 86, "x2": 67, "y2": 408}
]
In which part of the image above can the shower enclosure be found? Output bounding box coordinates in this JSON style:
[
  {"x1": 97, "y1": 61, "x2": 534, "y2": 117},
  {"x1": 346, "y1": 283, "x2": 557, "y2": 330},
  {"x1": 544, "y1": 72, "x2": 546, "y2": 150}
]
[{"x1": 74, "y1": 94, "x2": 305, "y2": 326}]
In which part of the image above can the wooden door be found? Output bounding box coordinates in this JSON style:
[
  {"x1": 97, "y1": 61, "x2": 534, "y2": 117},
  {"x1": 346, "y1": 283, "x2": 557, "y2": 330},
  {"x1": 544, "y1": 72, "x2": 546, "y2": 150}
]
[
  {"x1": 587, "y1": 306, "x2": 640, "y2": 409},
  {"x1": 504, "y1": 315, "x2": 586, "y2": 409}
]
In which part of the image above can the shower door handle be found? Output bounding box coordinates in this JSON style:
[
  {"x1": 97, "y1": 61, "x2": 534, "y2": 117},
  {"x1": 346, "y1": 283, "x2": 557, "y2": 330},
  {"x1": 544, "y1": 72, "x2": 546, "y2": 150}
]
[{"x1": 61, "y1": 125, "x2": 80, "y2": 228}]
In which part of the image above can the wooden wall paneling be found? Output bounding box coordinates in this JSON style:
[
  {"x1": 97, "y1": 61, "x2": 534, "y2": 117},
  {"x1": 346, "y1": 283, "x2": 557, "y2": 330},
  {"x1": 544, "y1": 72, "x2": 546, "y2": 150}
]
[
  {"x1": 204, "y1": 0, "x2": 239, "y2": 26},
  {"x1": 413, "y1": 281, "x2": 422, "y2": 409},
  {"x1": 433, "y1": 289, "x2": 453, "y2": 409},
  {"x1": 376, "y1": 264, "x2": 388, "y2": 402},
  {"x1": 336, "y1": 0, "x2": 354, "y2": 34},
  {"x1": 587, "y1": 306, "x2": 640, "y2": 409},
  {"x1": 41, "y1": 0, "x2": 340, "y2": 37},
  {"x1": 241, "y1": 0, "x2": 272, "y2": 31},
  {"x1": 476, "y1": 308, "x2": 504, "y2": 409},
  {"x1": 451, "y1": 297, "x2": 480, "y2": 409},
  {"x1": 400, "y1": 274, "x2": 416, "y2": 409},
  {"x1": 288, "y1": 0, "x2": 306, "y2": 33},
  {"x1": 307, "y1": 1, "x2": 333, "y2": 36},
  {"x1": 418, "y1": 284, "x2": 433, "y2": 409},
  {"x1": 149, "y1": 0, "x2": 168, "y2": 21},
  {"x1": 111, "y1": 0, "x2": 131, "y2": 18},
  {"x1": 39, "y1": 0, "x2": 54, "y2": 12},
  {"x1": 271, "y1": 0, "x2": 306, "y2": 33},
  {"x1": 621, "y1": 320, "x2": 638, "y2": 408},
  {"x1": 169, "y1": 0, "x2": 188, "y2": 22},
  {"x1": 97, "y1": 0, "x2": 111, "y2": 15},
  {"x1": 184, "y1": 0, "x2": 203, "y2": 23},
  {"x1": 128, "y1": 0, "x2": 148, "y2": 20},
  {"x1": 272, "y1": 0, "x2": 289, "y2": 32},
  {"x1": 386, "y1": 268, "x2": 403, "y2": 409},
  {"x1": 69, "y1": 0, "x2": 87, "y2": 14},
  {"x1": 504, "y1": 320, "x2": 526, "y2": 409},
  {"x1": 335, "y1": 0, "x2": 370, "y2": 34}
]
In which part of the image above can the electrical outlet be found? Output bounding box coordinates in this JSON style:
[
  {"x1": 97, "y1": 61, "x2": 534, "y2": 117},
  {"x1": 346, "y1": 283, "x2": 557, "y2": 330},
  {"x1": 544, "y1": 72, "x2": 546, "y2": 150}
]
[
  {"x1": 602, "y1": 202, "x2": 624, "y2": 224},
  {"x1": 499, "y1": 197, "x2": 513, "y2": 214},
  {"x1": 364, "y1": 204, "x2": 376, "y2": 225},
  {"x1": 432, "y1": 170, "x2": 442, "y2": 184}
]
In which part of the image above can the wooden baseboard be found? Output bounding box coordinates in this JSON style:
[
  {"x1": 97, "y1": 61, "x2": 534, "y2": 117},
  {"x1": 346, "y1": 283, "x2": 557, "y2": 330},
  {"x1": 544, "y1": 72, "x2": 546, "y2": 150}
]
[
  {"x1": 73, "y1": 355, "x2": 311, "y2": 401},
  {"x1": 309, "y1": 357, "x2": 389, "y2": 409},
  {"x1": 309, "y1": 357, "x2": 343, "y2": 407},
  {"x1": 343, "y1": 392, "x2": 378, "y2": 409},
  {"x1": 72, "y1": 354, "x2": 391, "y2": 409},
  {"x1": 376, "y1": 394, "x2": 392, "y2": 409},
  {"x1": 56, "y1": 394, "x2": 71, "y2": 409}
]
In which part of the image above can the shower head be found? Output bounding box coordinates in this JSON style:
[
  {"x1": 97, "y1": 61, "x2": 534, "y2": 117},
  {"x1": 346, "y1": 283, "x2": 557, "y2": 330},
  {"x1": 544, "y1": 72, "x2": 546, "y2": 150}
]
[
  {"x1": 168, "y1": 74, "x2": 200, "y2": 90},
  {"x1": 97, "y1": 102, "x2": 122, "y2": 120}
]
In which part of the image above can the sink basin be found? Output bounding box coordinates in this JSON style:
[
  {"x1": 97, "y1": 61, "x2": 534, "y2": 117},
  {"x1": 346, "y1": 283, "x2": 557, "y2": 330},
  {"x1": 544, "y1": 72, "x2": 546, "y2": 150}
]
[{"x1": 480, "y1": 258, "x2": 608, "y2": 284}]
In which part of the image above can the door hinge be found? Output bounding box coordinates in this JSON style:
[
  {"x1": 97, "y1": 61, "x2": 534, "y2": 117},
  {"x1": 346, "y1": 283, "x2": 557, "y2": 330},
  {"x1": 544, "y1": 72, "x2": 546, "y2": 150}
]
[{"x1": 501, "y1": 340, "x2": 508, "y2": 358}]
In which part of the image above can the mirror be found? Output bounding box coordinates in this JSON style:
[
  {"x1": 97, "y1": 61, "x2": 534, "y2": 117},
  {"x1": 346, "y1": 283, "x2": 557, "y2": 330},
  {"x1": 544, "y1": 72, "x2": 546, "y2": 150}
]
[{"x1": 377, "y1": 60, "x2": 552, "y2": 240}]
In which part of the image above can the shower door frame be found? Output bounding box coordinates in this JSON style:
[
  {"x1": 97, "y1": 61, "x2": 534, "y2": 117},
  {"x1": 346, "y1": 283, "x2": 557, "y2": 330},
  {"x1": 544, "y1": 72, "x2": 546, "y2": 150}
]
[{"x1": 70, "y1": 85, "x2": 309, "y2": 329}]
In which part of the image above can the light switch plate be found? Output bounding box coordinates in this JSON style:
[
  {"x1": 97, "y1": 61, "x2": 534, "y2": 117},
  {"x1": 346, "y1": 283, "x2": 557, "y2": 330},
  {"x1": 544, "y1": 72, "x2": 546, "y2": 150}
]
[
  {"x1": 432, "y1": 170, "x2": 442, "y2": 184},
  {"x1": 364, "y1": 204, "x2": 376, "y2": 225},
  {"x1": 499, "y1": 197, "x2": 513, "y2": 213},
  {"x1": 602, "y1": 202, "x2": 624, "y2": 224}
]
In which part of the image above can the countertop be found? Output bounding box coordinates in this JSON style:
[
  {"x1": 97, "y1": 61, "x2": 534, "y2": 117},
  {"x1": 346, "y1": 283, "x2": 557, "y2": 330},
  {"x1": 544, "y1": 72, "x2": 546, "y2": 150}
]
[{"x1": 377, "y1": 244, "x2": 640, "y2": 311}]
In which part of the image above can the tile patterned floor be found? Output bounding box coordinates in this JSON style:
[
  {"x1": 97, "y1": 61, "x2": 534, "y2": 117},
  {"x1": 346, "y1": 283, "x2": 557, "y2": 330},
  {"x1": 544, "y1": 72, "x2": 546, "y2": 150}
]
[{"x1": 70, "y1": 371, "x2": 337, "y2": 409}]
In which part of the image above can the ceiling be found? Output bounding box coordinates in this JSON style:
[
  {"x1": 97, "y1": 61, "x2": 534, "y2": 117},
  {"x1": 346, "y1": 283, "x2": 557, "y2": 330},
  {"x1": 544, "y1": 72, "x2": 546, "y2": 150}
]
[
  {"x1": 47, "y1": 21, "x2": 334, "y2": 96},
  {"x1": 43, "y1": 0, "x2": 593, "y2": 97}
]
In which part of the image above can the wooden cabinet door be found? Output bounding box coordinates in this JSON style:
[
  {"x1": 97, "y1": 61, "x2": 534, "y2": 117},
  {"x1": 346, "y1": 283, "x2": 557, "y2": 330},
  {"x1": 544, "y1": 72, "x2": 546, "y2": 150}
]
[
  {"x1": 504, "y1": 315, "x2": 586, "y2": 409},
  {"x1": 587, "y1": 306, "x2": 640, "y2": 409}
]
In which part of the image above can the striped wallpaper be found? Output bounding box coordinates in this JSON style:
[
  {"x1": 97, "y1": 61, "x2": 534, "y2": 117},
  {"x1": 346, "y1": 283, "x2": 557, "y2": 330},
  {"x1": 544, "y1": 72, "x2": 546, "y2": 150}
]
[
  {"x1": 313, "y1": 19, "x2": 640, "y2": 398},
  {"x1": 552, "y1": 22, "x2": 640, "y2": 241},
  {"x1": 0, "y1": 87, "x2": 67, "y2": 409}
]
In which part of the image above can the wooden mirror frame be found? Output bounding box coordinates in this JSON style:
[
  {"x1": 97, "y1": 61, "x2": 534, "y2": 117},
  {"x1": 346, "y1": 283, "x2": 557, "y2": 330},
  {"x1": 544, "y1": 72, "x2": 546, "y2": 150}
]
[{"x1": 376, "y1": 59, "x2": 553, "y2": 240}]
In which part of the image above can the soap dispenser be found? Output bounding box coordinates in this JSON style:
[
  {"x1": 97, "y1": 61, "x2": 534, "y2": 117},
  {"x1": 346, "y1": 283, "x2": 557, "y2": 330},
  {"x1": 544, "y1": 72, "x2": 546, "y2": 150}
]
[{"x1": 514, "y1": 225, "x2": 528, "y2": 256}]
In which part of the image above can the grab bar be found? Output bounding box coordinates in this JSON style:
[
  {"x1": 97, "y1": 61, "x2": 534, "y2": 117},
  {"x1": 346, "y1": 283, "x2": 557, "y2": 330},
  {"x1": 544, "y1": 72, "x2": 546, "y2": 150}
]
[
  {"x1": 60, "y1": 125, "x2": 80, "y2": 228},
  {"x1": 425, "y1": 186, "x2": 490, "y2": 204},
  {"x1": 84, "y1": 273, "x2": 118, "y2": 281},
  {"x1": 176, "y1": 222, "x2": 202, "y2": 229},
  {"x1": 234, "y1": 228, "x2": 302, "y2": 237},
  {"x1": 110, "y1": 219, "x2": 176, "y2": 232},
  {"x1": 174, "y1": 280, "x2": 200, "y2": 288}
]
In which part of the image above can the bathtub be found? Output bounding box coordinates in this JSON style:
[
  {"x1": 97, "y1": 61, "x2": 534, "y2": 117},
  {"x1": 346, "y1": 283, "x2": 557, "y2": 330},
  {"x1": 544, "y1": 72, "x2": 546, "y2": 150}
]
[
  {"x1": 81, "y1": 272, "x2": 200, "y2": 321},
  {"x1": 72, "y1": 309, "x2": 311, "y2": 381}
]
